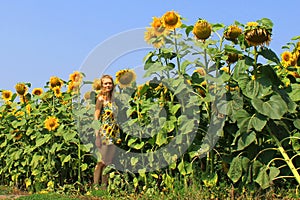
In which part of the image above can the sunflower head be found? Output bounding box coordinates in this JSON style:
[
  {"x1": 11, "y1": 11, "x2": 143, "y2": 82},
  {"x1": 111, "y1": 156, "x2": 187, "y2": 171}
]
[
  {"x1": 1, "y1": 90, "x2": 13, "y2": 102},
  {"x1": 193, "y1": 19, "x2": 212, "y2": 41},
  {"x1": 244, "y1": 19, "x2": 272, "y2": 47},
  {"x1": 53, "y1": 86, "x2": 62, "y2": 98},
  {"x1": 224, "y1": 25, "x2": 242, "y2": 42},
  {"x1": 44, "y1": 116, "x2": 59, "y2": 131},
  {"x1": 67, "y1": 81, "x2": 80, "y2": 94},
  {"x1": 151, "y1": 17, "x2": 166, "y2": 34},
  {"x1": 115, "y1": 69, "x2": 136, "y2": 88},
  {"x1": 281, "y1": 51, "x2": 293, "y2": 68},
  {"x1": 92, "y1": 78, "x2": 102, "y2": 92},
  {"x1": 162, "y1": 11, "x2": 182, "y2": 30},
  {"x1": 32, "y1": 88, "x2": 43, "y2": 96},
  {"x1": 15, "y1": 83, "x2": 28, "y2": 96},
  {"x1": 226, "y1": 52, "x2": 239, "y2": 64},
  {"x1": 144, "y1": 27, "x2": 165, "y2": 48},
  {"x1": 69, "y1": 71, "x2": 83, "y2": 83},
  {"x1": 49, "y1": 76, "x2": 64, "y2": 89}
]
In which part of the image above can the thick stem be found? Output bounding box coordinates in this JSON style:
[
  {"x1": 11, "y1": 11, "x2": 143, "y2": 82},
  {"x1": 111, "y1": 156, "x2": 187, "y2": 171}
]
[{"x1": 269, "y1": 128, "x2": 300, "y2": 185}]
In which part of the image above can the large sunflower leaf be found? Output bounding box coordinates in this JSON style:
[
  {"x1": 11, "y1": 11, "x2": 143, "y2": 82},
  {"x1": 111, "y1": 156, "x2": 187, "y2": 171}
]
[{"x1": 251, "y1": 94, "x2": 288, "y2": 119}]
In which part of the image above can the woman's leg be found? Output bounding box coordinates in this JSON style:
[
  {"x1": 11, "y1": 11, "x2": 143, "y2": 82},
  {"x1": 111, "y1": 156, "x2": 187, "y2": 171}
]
[{"x1": 100, "y1": 144, "x2": 116, "y2": 187}]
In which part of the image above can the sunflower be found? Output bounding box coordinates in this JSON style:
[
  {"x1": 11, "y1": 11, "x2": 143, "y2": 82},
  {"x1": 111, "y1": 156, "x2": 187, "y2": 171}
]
[
  {"x1": 144, "y1": 27, "x2": 165, "y2": 48},
  {"x1": 53, "y1": 86, "x2": 62, "y2": 98},
  {"x1": 226, "y1": 52, "x2": 239, "y2": 64},
  {"x1": 115, "y1": 69, "x2": 137, "y2": 88},
  {"x1": 244, "y1": 21, "x2": 272, "y2": 47},
  {"x1": 49, "y1": 76, "x2": 64, "y2": 89},
  {"x1": 151, "y1": 17, "x2": 166, "y2": 35},
  {"x1": 247, "y1": 22, "x2": 259, "y2": 27},
  {"x1": 220, "y1": 67, "x2": 230, "y2": 74},
  {"x1": 67, "y1": 81, "x2": 80, "y2": 94},
  {"x1": 92, "y1": 78, "x2": 102, "y2": 92},
  {"x1": 193, "y1": 19, "x2": 212, "y2": 41},
  {"x1": 15, "y1": 83, "x2": 28, "y2": 96},
  {"x1": 69, "y1": 71, "x2": 83, "y2": 83},
  {"x1": 44, "y1": 116, "x2": 59, "y2": 131},
  {"x1": 1, "y1": 90, "x2": 13, "y2": 102},
  {"x1": 224, "y1": 25, "x2": 242, "y2": 42},
  {"x1": 281, "y1": 51, "x2": 293, "y2": 68},
  {"x1": 32, "y1": 88, "x2": 43, "y2": 96},
  {"x1": 162, "y1": 11, "x2": 182, "y2": 30}
]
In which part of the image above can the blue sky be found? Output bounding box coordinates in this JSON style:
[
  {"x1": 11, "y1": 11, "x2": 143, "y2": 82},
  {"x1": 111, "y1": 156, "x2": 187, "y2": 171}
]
[{"x1": 1, "y1": 0, "x2": 299, "y2": 92}]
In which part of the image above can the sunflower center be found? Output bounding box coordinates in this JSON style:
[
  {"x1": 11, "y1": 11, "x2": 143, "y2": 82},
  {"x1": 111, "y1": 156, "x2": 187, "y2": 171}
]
[{"x1": 164, "y1": 13, "x2": 178, "y2": 26}]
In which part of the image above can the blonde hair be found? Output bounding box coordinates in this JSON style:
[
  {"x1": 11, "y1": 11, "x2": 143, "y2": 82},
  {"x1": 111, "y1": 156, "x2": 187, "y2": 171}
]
[{"x1": 98, "y1": 74, "x2": 115, "y2": 98}]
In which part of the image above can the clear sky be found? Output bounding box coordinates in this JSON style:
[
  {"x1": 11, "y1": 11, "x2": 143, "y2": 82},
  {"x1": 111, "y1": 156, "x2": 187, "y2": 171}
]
[{"x1": 1, "y1": 0, "x2": 299, "y2": 92}]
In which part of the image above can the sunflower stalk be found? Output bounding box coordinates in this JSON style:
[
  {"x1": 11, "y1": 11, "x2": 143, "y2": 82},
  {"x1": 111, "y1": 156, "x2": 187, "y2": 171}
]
[
  {"x1": 267, "y1": 125, "x2": 300, "y2": 185},
  {"x1": 173, "y1": 29, "x2": 181, "y2": 75}
]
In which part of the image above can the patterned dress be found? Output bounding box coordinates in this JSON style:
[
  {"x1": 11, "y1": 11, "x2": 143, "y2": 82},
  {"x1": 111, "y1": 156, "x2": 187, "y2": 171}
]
[{"x1": 99, "y1": 101, "x2": 119, "y2": 145}]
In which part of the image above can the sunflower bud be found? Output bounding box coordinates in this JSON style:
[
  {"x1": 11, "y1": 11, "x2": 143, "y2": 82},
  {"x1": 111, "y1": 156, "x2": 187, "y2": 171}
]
[
  {"x1": 193, "y1": 20, "x2": 212, "y2": 41},
  {"x1": 194, "y1": 67, "x2": 206, "y2": 76}
]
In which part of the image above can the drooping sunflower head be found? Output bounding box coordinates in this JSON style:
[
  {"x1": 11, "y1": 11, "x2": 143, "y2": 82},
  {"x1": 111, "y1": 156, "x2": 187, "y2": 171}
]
[
  {"x1": 162, "y1": 10, "x2": 182, "y2": 30},
  {"x1": 49, "y1": 76, "x2": 64, "y2": 89},
  {"x1": 1, "y1": 90, "x2": 13, "y2": 102},
  {"x1": 224, "y1": 25, "x2": 242, "y2": 42},
  {"x1": 226, "y1": 52, "x2": 239, "y2": 64},
  {"x1": 244, "y1": 19, "x2": 272, "y2": 47},
  {"x1": 192, "y1": 19, "x2": 212, "y2": 41},
  {"x1": 115, "y1": 69, "x2": 137, "y2": 88},
  {"x1": 32, "y1": 88, "x2": 43, "y2": 96},
  {"x1": 144, "y1": 27, "x2": 165, "y2": 48},
  {"x1": 69, "y1": 71, "x2": 83, "y2": 83},
  {"x1": 15, "y1": 83, "x2": 28, "y2": 96},
  {"x1": 44, "y1": 116, "x2": 59, "y2": 131}
]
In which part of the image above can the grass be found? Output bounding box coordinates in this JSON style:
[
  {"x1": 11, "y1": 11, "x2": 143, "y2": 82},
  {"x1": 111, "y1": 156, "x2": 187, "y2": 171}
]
[{"x1": 0, "y1": 184, "x2": 299, "y2": 200}]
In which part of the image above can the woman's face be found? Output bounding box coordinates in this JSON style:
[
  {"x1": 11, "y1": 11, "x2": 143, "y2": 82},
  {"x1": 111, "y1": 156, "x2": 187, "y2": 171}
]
[{"x1": 102, "y1": 77, "x2": 113, "y2": 92}]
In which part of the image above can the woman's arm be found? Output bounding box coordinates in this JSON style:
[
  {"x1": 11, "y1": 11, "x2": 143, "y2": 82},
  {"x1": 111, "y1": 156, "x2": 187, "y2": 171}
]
[{"x1": 94, "y1": 96, "x2": 103, "y2": 136}]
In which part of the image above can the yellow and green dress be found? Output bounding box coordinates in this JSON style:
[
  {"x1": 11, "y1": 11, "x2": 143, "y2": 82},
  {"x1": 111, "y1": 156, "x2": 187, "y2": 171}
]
[{"x1": 99, "y1": 101, "x2": 119, "y2": 145}]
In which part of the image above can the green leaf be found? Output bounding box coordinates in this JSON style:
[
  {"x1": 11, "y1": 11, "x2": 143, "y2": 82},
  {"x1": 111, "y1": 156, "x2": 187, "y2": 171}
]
[
  {"x1": 259, "y1": 48, "x2": 280, "y2": 64},
  {"x1": 269, "y1": 166, "x2": 280, "y2": 181},
  {"x1": 35, "y1": 134, "x2": 52, "y2": 147},
  {"x1": 132, "y1": 142, "x2": 144, "y2": 150},
  {"x1": 237, "y1": 132, "x2": 256, "y2": 151},
  {"x1": 288, "y1": 84, "x2": 300, "y2": 102},
  {"x1": 227, "y1": 156, "x2": 242, "y2": 183},
  {"x1": 156, "y1": 131, "x2": 167, "y2": 147},
  {"x1": 294, "y1": 119, "x2": 300, "y2": 130},
  {"x1": 255, "y1": 167, "x2": 270, "y2": 189},
  {"x1": 177, "y1": 159, "x2": 186, "y2": 176},
  {"x1": 202, "y1": 172, "x2": 218, "y2": 187},
  {"x1": 62, "y1": 155, "x2": 71, "y2": 166},
  {"x1": 251, "y1": 94, "x2": 288, "y2": 119}
]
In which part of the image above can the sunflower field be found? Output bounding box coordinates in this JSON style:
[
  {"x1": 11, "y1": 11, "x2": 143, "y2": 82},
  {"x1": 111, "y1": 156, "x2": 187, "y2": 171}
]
[{"x1": 1, "y1": 11, "x2": 300, "y2": 199}]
